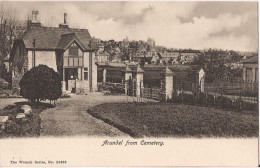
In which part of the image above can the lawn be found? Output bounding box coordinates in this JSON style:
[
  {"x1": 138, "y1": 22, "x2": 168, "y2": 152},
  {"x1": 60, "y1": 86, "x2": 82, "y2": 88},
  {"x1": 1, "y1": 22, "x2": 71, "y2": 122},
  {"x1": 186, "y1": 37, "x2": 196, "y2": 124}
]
[{"x1": 88, "y1": 102, "x2": 258, "y2": 138}]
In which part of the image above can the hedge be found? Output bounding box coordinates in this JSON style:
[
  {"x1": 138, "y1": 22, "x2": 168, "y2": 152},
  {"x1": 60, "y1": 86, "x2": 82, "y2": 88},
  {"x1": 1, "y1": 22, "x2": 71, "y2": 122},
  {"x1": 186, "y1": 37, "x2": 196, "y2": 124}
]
[{"x1": 170, "y1": 92, "x2": 258, "y2": 111}]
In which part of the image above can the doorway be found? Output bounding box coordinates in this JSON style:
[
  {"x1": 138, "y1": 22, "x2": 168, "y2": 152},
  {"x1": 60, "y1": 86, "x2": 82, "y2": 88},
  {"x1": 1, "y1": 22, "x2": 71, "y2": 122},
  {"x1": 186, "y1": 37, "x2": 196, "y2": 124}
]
[{"x1": 65, "y1": 68, "x2": 78, "y2": 91}]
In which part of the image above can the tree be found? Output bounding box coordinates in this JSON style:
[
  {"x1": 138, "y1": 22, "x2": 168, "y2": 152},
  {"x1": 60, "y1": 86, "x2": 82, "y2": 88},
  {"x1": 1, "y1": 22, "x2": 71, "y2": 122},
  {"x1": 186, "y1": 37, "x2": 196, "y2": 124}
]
[
  {"x1": 19, "y1": 65, "x2": 62, "y2": 103},
  {"x1": 192, "y1": 51, "x2": 242, "y2": 83},
  {"x1": 0, "y1": 3, "x2": 18, "y2": 78}
]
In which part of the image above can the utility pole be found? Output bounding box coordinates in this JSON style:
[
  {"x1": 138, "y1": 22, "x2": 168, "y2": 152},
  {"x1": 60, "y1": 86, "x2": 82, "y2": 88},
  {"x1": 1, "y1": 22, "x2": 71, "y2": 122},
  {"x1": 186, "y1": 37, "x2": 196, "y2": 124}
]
[{"x1": 33, "y1": 39, "x2": 36, "y2": 67}]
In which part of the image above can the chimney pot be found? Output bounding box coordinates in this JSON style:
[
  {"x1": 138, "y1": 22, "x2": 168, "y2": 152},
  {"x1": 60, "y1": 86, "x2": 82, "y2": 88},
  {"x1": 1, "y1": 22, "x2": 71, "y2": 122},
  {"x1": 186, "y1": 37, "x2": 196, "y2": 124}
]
[
  {"x1": 64, "y1": 13, "x2": 67, "y2": 24},
  {"x1": 30, "y1": 10, "x2": 41, "y2": 27},
  {"x1": 59, "y1": 13, "x2": 69, "y2": 28}
]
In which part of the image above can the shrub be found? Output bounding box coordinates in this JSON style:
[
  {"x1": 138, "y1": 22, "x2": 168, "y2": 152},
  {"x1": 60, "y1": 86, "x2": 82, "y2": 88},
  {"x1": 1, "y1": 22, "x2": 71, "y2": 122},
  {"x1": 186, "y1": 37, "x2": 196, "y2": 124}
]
[
  {"x1": 206, "y1": 94, "x2": 215, "y2": 106},
  {"x1": 0, "y1": 78, "x2": 9, "y2": 90},
  {"x1": 195, "y1": 92, "x2": 207, "y2": 105},
  {"x1": 233, "y1": 99, "x2": 258, "y2": 111},
  {"x1": 182, "y1": 93, "x2": 195, "y2": 105},
  {"x1": 19, "y1": 65, "x2": 62, "y2": 102},
  {"x1": 221, "y1": 96, "x2": 234, "y2": 109},
  {"x1": 171, "y1": 92, "x2": 182, "y2": 103},
  {"x1": 243, "y1": 101, "x2": 258, "y2": 111}
]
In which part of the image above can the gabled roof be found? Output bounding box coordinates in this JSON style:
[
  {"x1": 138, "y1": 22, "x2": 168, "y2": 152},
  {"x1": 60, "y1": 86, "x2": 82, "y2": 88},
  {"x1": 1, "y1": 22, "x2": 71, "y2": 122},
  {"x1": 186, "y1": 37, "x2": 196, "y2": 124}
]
[
  {"x1": 57, "y1": 33, "x2": 86, "y2": 51},
  {"x1": 159, "y1": 51, "x2": 179, "y2": 58},
  {"x1": 137, "y1": 46, "x2": 147, "y2": 53},
  {"x1": 242, "y1": 55, "x2": 258, "y2": 64},
  {"x1": 20, "y1": 26, "x2": 97, "y2": 51},
  {"x1": 149, "y1": 47, "x2": 157, "y2": 52}
]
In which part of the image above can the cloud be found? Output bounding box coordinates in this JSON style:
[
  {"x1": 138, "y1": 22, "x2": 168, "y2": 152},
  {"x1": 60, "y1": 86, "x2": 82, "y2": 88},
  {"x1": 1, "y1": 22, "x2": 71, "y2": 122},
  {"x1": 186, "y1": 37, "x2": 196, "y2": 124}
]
[{"x1": 2, "y1": 1, "x2": 258, "y2": 51}]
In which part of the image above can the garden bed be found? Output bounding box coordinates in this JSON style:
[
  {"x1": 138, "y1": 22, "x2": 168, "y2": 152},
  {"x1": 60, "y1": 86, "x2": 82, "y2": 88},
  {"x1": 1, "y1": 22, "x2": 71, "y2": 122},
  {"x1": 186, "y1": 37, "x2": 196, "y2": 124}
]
[
  {"x1": 0, "y1": 102, "x2": 54, "y2": 138},
  {"x1": 88, "y1": 102, "x2": 258, "y2": 138}
]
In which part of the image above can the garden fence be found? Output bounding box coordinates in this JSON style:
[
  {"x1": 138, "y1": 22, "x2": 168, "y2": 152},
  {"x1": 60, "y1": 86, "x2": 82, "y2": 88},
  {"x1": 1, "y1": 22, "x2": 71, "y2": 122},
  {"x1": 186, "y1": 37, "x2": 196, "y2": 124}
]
[
  {"x1": 98, "y1": 82, "x2": 125, "y2": 95},
  {"x1": 204, "y1": 77, "x2": 258, "y2": 104},
  {"x1": 141, "y1": 87, "x2": 162, "y2": 101}
]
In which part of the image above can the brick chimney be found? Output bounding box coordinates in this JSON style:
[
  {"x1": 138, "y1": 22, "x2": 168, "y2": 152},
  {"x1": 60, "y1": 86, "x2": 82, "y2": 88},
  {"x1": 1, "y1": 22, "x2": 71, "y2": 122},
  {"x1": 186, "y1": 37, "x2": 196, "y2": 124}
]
[
  {"x1": 59, "y1": 13, "x2": 69, "y2": 28},
  {"x1": 29, "y1": 10, "x2": 41, "y2": 27}
]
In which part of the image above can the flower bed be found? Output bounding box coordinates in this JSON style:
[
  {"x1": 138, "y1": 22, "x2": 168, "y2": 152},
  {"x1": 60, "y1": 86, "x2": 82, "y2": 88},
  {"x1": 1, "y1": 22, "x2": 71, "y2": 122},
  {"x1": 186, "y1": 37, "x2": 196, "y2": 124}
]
[{"x1": 0, "y1": 102, "x2": 54, "y2": 138}]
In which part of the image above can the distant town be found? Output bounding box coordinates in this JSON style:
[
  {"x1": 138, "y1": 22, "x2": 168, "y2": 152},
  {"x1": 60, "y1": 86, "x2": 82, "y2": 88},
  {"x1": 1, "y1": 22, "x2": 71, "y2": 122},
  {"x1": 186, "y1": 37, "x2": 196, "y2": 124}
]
[{"x1": 93, "y1": 35, "x2": 257, "y2": 66}]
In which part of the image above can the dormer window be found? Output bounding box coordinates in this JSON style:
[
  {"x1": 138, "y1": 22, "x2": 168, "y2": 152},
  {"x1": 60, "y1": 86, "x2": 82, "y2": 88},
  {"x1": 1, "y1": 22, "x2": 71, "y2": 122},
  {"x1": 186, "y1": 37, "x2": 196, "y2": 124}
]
[{"x1": 69, "y1": 46, "x2": 78, "y2": 56}]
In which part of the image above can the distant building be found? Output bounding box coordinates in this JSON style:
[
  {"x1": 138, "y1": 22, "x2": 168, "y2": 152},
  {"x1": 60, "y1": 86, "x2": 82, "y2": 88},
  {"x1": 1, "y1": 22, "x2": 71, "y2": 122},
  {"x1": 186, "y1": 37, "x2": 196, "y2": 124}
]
[
  {"x1": 242, "y1": 56, "x2": 258, "y2": 81},
  {"x1": 132, "y1": 44, "x2": 158, "y2": 63},
  {"x1": 180, "y1": 50, "x2": 200, "y2": 63},
  {"x1": 121, "y1": 36, "x2": 129, "y2": 49},
  {"x1": 147, "y1": 37, "x2": 155, "y2": 48},
  {"x1": 158, "y1": 51, "x2": 180, "y2": 64},
  {"x1": 95, "y1": 51, "x2": 111, "y2": 63}
]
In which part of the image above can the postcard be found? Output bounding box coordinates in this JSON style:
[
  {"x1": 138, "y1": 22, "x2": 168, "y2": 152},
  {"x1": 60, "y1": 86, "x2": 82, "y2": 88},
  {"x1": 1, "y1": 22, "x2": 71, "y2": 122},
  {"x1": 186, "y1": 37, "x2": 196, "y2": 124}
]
[{"x1": 0, "y1": 1, "x2": 258, "y2": 167}]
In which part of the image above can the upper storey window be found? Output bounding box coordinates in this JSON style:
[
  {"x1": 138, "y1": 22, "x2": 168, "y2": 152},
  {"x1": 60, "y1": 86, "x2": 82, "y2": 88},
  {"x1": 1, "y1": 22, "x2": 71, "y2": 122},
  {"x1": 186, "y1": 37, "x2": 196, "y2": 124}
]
[{"x1": 69, "y1": 46, "x2": 79, "y2": 56}]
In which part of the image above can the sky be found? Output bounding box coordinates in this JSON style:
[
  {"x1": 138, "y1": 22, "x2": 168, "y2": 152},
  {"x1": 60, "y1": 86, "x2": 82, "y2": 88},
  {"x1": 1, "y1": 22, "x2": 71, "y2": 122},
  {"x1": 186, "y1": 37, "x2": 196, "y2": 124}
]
[{"x1": 1, "y1": 1, "x2": 258, "y2": 52}]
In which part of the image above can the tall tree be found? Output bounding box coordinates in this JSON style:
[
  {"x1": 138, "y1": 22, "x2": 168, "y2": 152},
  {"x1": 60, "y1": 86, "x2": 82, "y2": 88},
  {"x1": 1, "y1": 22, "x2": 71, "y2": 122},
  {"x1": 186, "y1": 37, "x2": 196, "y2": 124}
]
[{"x1": 0, "y1": 3, "x2": 18, "y2": 78}]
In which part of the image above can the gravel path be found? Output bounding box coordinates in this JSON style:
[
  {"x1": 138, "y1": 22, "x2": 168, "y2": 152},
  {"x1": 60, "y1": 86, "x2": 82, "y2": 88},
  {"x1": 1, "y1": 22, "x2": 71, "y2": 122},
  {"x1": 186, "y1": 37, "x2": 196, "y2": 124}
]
[{"x1": 39, "y1": 94, "x2": 135, "y2": 137}]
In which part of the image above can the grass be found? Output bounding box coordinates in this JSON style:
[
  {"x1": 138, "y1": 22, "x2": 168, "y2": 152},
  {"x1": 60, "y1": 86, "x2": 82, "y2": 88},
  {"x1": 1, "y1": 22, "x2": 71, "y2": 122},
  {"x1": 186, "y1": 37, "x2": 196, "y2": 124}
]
[
  {"x1": 88, "y1": 102, "x2": 258, "y2": 138},
  {"x1": 0, "y1": 102, "x2": 54, "y2": 138}
]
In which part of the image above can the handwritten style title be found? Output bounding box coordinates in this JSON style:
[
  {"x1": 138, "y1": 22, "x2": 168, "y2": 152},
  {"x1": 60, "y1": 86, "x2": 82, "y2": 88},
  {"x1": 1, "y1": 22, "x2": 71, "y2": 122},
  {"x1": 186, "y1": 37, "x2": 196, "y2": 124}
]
[{"x1": 101, "y1": 140, "x2": 164, "y2": 146}]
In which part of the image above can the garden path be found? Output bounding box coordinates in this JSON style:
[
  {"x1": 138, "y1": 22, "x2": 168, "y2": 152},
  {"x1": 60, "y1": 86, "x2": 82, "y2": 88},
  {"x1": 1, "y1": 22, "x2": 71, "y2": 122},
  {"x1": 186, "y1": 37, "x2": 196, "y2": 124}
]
[{"x1": 39, "y1": 94, "x2": 146, "y2": 137}]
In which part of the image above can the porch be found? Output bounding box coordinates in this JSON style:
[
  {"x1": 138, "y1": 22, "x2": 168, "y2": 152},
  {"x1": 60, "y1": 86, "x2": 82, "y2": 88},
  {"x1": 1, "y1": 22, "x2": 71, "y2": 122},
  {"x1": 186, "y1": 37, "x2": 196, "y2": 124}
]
[{"x1": 61, "y1": 67, "x2": 89, "y2": 94}]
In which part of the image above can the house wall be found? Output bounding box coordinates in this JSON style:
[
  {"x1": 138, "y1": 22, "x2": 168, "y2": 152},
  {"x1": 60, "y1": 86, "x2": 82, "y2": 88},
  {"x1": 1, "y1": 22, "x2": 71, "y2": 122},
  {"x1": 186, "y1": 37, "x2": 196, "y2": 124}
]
[
  {"x1": 62, "y1": 43, "x2": 98, "y2": 93},
  {"x1": 64, "y1": 43, "x2": 84, "y2": 57},
  {"x1": 28, "y1": 51, "x2": 57, "y2": 71},
  {"x1": 242, "y1": 63, "x2": 258, "y2": 81},
  {"x1": 83, "y1": 52, "x2": 98, "y2": 92},
  {"x1": 92, "y1": 53, "x2": 98, "y2": 91},
  {"x1": 95, "y1": 55, "x2": 110, "y2": 63}
]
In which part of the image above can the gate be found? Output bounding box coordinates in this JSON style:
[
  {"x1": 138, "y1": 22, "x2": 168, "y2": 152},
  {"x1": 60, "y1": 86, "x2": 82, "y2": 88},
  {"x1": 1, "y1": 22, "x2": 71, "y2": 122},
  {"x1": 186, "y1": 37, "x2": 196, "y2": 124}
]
[{"x1": 141, "y1": 87, "x2": 162, "y2": 101}]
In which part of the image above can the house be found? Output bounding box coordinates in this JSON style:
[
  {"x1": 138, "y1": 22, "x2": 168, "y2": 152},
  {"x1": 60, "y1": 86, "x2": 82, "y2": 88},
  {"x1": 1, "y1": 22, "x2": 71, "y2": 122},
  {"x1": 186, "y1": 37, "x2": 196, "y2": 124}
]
[
  {"x1": 242, "y1": 56, "x2": 258, "y2": 81},
  {"x1": 95, "y1": 51, "x2": 111, "y2": 63},
  {"x1": 158, "y1": 51, "x2": 180, "y2": 64},
  {"x1": 10, "y1": 11, "x2": 98, "y2": 94},
  {"x1": 180, "y1": 50, "x2": 200, "y2": 63},
  {"x1": 131, "y1": 44, "x2": 158, "y2": 63}
]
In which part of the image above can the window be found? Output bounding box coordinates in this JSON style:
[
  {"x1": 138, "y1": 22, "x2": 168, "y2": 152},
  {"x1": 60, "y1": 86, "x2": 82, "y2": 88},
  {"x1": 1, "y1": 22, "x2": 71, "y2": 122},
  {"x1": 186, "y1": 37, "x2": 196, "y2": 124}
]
[
  {"x1": 69, "y1": 46, "x2": 78, "y2": 56},
  {"x1": 246, "y1": 68, "x2": 252, "y2": 80},
  {"x1": 84, "y1": 68, "x2": 88, "y2": 80}
]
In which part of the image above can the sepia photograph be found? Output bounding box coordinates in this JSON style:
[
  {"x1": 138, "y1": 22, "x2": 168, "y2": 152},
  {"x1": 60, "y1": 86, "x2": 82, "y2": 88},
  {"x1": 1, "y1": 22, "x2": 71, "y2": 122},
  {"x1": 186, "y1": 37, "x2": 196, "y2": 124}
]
[{"x1": 0, "y1": 0, "x2": 258, "y2": 167}]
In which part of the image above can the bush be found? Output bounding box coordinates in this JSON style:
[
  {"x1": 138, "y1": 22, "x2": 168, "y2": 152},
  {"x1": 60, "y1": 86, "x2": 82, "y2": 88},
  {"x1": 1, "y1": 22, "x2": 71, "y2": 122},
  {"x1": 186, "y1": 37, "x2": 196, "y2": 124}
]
[
  {"x1": 195, "y1": 92, "x2": 207, "y2": 105},
  {"x1": 99, "y1": 83, "x2": 125, "y2": 95},
  {"x1": 182, "y1": 93, "x2": 195, "y2": 105},
  {"x1": 19, "y1": 65, "x2": 62, "y2": 102},
  {"x1": 171, "y1": 92, "x2": 182, "y2": 103},
  {"x1": 0, "y1": 78, "x2": 9, "y2": 90},
  {"x1": 243, "y1": 101, "x2": 258, "y2": 111},
  {"x1": 221, "y1": 96, "x2": 234, "y2": 109},
  {"x1": 206, "y1": 94, "x2": 215, "y2": 106}
]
